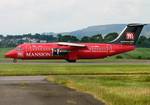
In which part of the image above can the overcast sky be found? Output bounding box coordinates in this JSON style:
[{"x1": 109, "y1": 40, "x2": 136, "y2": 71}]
[{"x1": 0, "y1": 0, "x2": 149, "y2": 34}]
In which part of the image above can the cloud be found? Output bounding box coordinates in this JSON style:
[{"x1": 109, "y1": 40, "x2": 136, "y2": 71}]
[{"x1": 0, "y1": 0, "x2": 149, "y2": 34}]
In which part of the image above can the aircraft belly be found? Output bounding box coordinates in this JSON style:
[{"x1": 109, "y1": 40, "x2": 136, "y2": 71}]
[{"x1": 78, "y1": 51, "x2": 108, "y2": 59}]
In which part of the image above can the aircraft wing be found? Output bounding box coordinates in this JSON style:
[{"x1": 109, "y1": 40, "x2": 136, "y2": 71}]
[{"x1": 57, "y1": 42, "x2": 86, "y2": 48}]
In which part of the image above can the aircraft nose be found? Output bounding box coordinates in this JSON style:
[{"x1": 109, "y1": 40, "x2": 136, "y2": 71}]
[{"x1": 5, "y1": 50, "x2": 18, "y2": 58}]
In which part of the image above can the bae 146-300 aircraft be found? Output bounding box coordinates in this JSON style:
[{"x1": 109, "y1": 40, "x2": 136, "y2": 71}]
[{"x1": 5, "y1": 24, "x2": 145, "y2": 62}]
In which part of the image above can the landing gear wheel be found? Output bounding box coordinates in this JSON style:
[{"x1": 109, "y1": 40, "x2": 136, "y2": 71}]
[
  {"x1": 13, "y1": 59, "x2": 17, "y2": 63},
  {"x1": 66, "y1": 59, "x2": 76, "y2": 63}
]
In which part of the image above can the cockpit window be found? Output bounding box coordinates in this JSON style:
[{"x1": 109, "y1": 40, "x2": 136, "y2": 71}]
[{"x1": 15, "y1": 47, "x2": 22, "y2": 51}]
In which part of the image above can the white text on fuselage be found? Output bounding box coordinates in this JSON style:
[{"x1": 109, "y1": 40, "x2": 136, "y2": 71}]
[
  {"x1": 26, "y1": 52, "x2": 51, "y2": 57},
  {"x1": 89, "y1": 46, "x2": 112, "y2": 52}
]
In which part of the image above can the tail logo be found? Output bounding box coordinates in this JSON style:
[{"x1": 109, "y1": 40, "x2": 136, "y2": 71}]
[{"x1": 126, "y1": 32, "x2": 134, "y2": 40}]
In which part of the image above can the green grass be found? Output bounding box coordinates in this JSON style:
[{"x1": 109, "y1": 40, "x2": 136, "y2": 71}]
[
  {"x1": 0, "y1": 48, "x2": 150, "y2": 105},
  {"x1": 0, "y1": 64, "x2": 150, "y2": 76},
  {"x1": 0, "y1": 62, "x2": 149, "y2": 105},
  {"x1": 0, "y1": 48, "x2": 13, "y2": 58},
  {"x1": 114, "y1": 48, "x2": 150, "y2": 59},
  {"x1": 48, "y1": 75, "x2": 150, "y2": 105}
]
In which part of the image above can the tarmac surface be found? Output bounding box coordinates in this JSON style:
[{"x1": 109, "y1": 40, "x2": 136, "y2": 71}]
[{"x1": 0, "y1": 76, "x2": 104, "y2": 105}]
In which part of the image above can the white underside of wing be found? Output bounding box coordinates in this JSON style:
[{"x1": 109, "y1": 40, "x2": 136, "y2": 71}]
[{"x1": 57, "y1": 42, "x2": 86, "y2": 47}]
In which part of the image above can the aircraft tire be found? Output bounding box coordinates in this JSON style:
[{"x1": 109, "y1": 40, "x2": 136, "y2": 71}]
[
  {"x1": 66, "y1": 59, "x2": 76, "y2": 63},
  {"x1": 13, "y1": 59, "x2": 17, "y2": 63}
]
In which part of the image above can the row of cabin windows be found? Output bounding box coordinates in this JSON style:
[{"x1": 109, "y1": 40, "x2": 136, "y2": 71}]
[
  {"x1": 26, "y1": 47, "x2": 52, "y2": 51},
  {"x1": 15, "y1": 47, "x2": 53, "y2": 52}
]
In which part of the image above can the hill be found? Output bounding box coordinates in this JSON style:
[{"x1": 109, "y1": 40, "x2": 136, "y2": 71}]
[{"x1": 62, "y1": 24, "x2": 150, "y2": 38}]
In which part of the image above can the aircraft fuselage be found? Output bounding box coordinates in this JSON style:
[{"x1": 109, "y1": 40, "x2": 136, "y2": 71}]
[{"x1": 5, "y1": 43, "x2": 135, "y2": 62}]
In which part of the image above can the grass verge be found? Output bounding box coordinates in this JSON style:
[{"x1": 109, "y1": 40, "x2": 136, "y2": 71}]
[
  {"x1": 48, "y1": 75, "x2": 150, "y2": 105},
  {"x1": 0, "y1": 64, "x2": 150, "y2": 76},
  {"x1": 0, "y1": 63, "x2": 149, "y2": 105}
]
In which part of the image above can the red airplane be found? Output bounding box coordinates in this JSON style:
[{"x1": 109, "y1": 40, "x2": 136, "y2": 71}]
[{"x1": 5, "y1": 24, "x2": 145, "y2": 62}]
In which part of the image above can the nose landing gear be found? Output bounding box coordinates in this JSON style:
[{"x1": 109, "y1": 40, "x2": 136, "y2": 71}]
[{"x1": 13, "y1": 59, "x2": 17, "y2": 63}]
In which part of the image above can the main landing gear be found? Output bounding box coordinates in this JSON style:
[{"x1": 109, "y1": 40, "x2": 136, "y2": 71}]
[{"x1": 66, "y1": 59, "x2": 76, "y2": 63}]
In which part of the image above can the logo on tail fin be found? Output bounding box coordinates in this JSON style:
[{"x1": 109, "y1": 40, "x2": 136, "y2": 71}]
[
  {"x1": 110, "y1": 23, "x2": 145, "y2": 45},
  {"x1": 126, "y1": 32, "x2": 134, "y2": 40}
]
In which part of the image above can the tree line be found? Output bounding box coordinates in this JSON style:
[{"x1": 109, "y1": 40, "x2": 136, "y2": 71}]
[{"x1": 0, "y1": 33, "x2": 149, "y2": 48}]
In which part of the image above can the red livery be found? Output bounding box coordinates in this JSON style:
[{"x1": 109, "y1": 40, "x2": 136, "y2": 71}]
[{"x1": 5, "y1": 24, "x2": 145, "y2": 62}]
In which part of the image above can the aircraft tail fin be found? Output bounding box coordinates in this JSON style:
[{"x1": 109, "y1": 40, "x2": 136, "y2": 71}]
[{"x1": 110, "y1": 23, "x2": 145, "y2": 45}]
